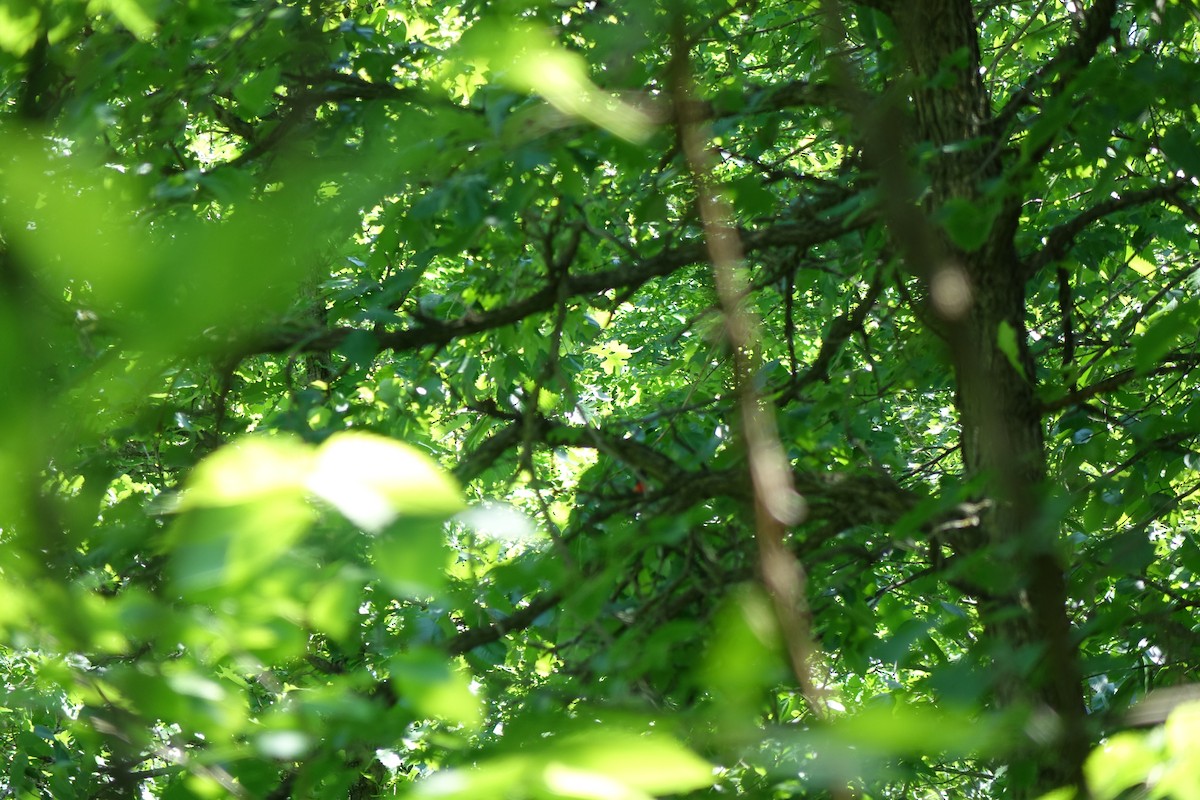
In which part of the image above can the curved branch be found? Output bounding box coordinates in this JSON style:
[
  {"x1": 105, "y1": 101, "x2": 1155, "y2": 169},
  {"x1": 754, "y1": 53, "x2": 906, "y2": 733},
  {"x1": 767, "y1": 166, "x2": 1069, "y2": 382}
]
[
  {"x1": 995, "y1": 0, "x2": 1119, "y2": 133},
  {"x1": 446, "y1": 592, "x2": 563, "y2": 656},
  {"x1": 1023, "y1": 180, "x2": 1190, "y2": 277},
  {"x1": 781, "y1": 268, "x2": 886, "y2": 399},
  {"x1": 246, "y1": 211, "x2": 873, "y2": 358},
  {"x1": 1039, "y1": 358, "x2": 1200, "y2": 413}
]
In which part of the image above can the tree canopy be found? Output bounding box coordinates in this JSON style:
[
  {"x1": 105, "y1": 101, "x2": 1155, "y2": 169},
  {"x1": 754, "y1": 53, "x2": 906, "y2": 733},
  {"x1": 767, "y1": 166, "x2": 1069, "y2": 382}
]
[{"x1": 2, "y1": 0, "x2": 1200, "y2": 798}]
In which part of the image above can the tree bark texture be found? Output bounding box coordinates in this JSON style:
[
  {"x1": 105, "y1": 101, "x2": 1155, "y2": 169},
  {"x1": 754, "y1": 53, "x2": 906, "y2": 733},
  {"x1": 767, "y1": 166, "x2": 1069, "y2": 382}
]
[{"x1": 887, "y1": 1, "x2": 1089, "y2": 794}]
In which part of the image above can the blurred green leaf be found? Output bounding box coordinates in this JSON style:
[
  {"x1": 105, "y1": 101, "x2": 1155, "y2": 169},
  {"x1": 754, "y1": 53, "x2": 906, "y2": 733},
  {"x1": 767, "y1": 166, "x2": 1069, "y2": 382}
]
[
  {"x1": 997, "y1": 320, "x2": 1027, "y2": 380},
  {"x1": 0, "y1": 1, "x2": 39, "y2": 55},
  {"x1": 417, "y1": 727, "x2": 713, "y2": 799},
  {"x1": 699, "y1": 586, "x2": 783, "y2": 724},
  {"x1": 390, "y1": 648, "x2": 483, "y2": 730},
  {"x1": 167, "y1": 497, "x2": 314, "y2": 595},
  {"x1": 544, "y1": 729, "x2": 714, "y2": 795},
  {"x1": 310, "y1": 432, "x2": 463, "y2": 531},
  {"x1": 1085, "y1": 732, "x2": 1158, "y2": 800},
  {"x1": 937, "y1": 197, "x2": 992, "y2": 252},
  {"x1": 373, "y1": 517, "x2": 450, "y2": 598},
  {"x1": 181, "y1": 435, "x2": 312, "y2": 509},
  {"x1": 233, "y1": 66, "x2": 281, "y2": 117},
  {"x1": 101, "y1": 0, "x2": 157, "y2": 38},
  {"x1": 454, "y1": 20, "x2": 654, "y2": 142}
]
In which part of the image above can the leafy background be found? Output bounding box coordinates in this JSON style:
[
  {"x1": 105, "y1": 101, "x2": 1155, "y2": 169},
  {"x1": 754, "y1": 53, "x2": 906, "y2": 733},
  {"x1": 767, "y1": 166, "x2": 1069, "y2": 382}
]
[{"x1": 1, "y1": 0, "x2": 1200, "y2": 798}]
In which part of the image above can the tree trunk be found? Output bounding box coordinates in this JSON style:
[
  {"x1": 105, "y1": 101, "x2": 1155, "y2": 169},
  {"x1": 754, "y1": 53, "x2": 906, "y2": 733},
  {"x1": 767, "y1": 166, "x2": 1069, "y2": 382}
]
[{"x1": 888, "y1": 1, "x2": 1089, "y2": 794}]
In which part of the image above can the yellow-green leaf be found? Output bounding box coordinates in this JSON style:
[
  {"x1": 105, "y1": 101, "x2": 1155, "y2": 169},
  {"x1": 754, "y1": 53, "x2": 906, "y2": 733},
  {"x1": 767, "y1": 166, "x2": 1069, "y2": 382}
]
[
  {"x1": 0, "y1": 2, "x2": 39, "y2": 55},
  {"x1": 544, "y1": 730, "x2": 714, "y2": 795},
  {"x1": 181, "y1": 435, "x2": 313, "y2": 509},
  {"x1": 1129, "y1": 254, "x2": 1157, "y2": 277},
  {"x1": 1134, "y1": 301, "x2": 1196, "y2": 375},
  {"x1": 1085, "y1": 732, "x2": 1158, "y2": 800},
  {"x1": 372, "y1": 518, "x2": 449, "y2": 598},
  {"x1": 92, "y1": 0, "x2": 157, "y2": 39},
  {"x1": 996, "y1": 320, "x2": 1027, "y2": 380},
  {"x1": 309, "y1": 432, "x2": 463, "y2": 531},
  {"x1": 454, "y1": 20, "x2": 653, "y2": 142}
]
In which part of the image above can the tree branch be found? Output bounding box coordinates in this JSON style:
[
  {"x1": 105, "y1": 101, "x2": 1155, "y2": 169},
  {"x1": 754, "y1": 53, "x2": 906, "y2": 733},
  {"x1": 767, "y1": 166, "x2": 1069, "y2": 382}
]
[
  {"x1": 1039, "y1": 358, "x2": 1200, "y2": 413},
  {"x1": 1023, "y1": 180, "x2": 1190, "y2": 277},
  {"x1": 446, "y1": 592, "x2": 563, "y2": 656},
  {"x1": 246, "y1": 211, "x2": 872, "y2": 359},
  {"x1": 995, "y1": 0, "x2": 1119, "y2": 133},
  {"x1": 781, "y1": 269, "x2": 886, "y2": 399}
]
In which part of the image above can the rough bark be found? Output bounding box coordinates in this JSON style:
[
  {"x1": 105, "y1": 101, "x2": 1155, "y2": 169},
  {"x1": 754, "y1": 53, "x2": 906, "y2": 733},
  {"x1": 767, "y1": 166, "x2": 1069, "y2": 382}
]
[{"x1": 888, "y1": 0, "x2": 1089, "y2": 794}]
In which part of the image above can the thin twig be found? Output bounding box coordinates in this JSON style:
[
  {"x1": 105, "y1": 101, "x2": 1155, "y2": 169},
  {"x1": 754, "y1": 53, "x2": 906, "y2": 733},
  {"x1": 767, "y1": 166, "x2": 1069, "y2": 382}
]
[{"x1": 668, "y1": 9, "x2": 827, "y2": 718}]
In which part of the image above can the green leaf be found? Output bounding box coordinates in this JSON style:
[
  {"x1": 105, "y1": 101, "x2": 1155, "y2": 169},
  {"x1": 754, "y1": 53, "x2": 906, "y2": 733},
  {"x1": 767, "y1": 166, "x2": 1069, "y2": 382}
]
[
  {"x1": 307, "y1": 568, "x2": 362, "y2": 643},
  {"x1": 455, "y1": 20, "x2": 654, "y2": 142},
  {"x1": 372, "y1": 517, "x2": 449, "y2": 598},
  {"x1": 996, "y1": 320, "x2": 1027, "y2": 380},
  {"x1": 1128, "y1": 253, "x2": 1157, "y2": 277},
  {"x1": 1162, "y1": 126, "x2": 1200, "y2": 178},
  {"x1": 1158, "y1": 701, "x2": 1200, "y2": 800},
  {"x1": 827, "y1": 704, "x2": 1005, "y2": 758},
  {"x1": 416, "y1": 728, "x2": 713, "y2": 799},
  {"x1": 1036, "y1": 789, "x2": 1077, "y2": 800},
  {"x1": 390, "y1": 648, "x2": 483, "y2": 729},
  {"x1": 1134, "y1": 301, "x2": 1197, "y2": 374},
  {"x1": 416, "y1": 756, "x2": 528, "y2": 799},
  {"x1": 937, "y1": 197, "x2": 993, "y2": 252},
  {"x1": 167, "y1": 497, "x2": 314, "y2": 595},
  {"x1": 541, "y1": 764, "x2": 652, "y2": 800},
  {"x1": 309, "y1": 432, "x2": 463, "y2": 531},
  {"x1": 0, "y1": 0, "x2": 39, "y2": 55},
  {"x1": 700, "y1": 587, "x2": 783, "y2": 723},
  {"x1": 100, "y1": 0, "x2": 157, "y2": 39},
  {"x1": 181, "y1": 435, "x2": 313, "y2": 509},
  {"x1": 541, "y1": 730, "x2": 714, "y2": 795},
  {"x1": 1165, "y1": 699, "x2": 1200, "y2": 759},
  {"x1": 1085, "y1": 732, "x2": 1158, "y2": 800},
  {"x1": 233, "y1": 66, "x2": 282, "y2": 117},
  {"x1": 255, "y1": 730, "x2": 312, "y2": 760}
]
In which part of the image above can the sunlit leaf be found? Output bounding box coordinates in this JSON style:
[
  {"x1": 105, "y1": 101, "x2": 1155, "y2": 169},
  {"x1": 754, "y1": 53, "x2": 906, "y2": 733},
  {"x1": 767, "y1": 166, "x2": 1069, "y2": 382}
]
[
  {"x1": 181, "y1": 435, "x2": 313, "y2": 509},
  {"x1": 416, "y1": 756, "x2": 528, "y2": 799},
  {"x1": 416, "y1": 728, "x2": 712, "y2": 799},
  {"x1": 542, "y1": 764, "x2": 651, "y2": 800},
  {"x1": 1165, "y1": 699, "x2": 1200, "y2": 760},
  {"x1": 454, "y1": 20, "x2": 654, "y2": 142},
  {"x1": 543, "y1": 730, "x2": 714, "y2": 795},
  {"x1": 1084, "y1": 732, "x2": 1158, "y2": 800},
  {"x1": 94, "y1": 0, "x2": 157, "y2": 38},
  {"x1": 0, "y1": 1, "x2": 38, "y2": 55},
  {"x1": 309, "y1": 432, "x2": 462, "y2": 531},
  {"x1": 255, "y1": 730, "x2": 312, "y2": 760},
  {"x1": 996, "y1": 320, "x2": 1027, "y2": 380},
  {"x1": 1128, "y1": 253, "x2": 1157, "y2": 277},
  {"x1": 1134, "y1": 300, "x2": 1198, "y2": 374}
]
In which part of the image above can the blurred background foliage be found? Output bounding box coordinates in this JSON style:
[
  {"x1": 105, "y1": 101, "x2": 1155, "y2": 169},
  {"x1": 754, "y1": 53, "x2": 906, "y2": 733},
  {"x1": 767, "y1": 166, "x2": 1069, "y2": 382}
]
[{"x1": 1, "y1": 0, "x2": 1200, "y2": 798}]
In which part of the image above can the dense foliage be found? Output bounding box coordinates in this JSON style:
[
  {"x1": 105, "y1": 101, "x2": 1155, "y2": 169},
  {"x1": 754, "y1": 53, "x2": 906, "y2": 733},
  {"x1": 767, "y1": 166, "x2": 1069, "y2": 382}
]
[{"x1": 2, "y1": 0, "x2": 1200, "y2": 797}]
